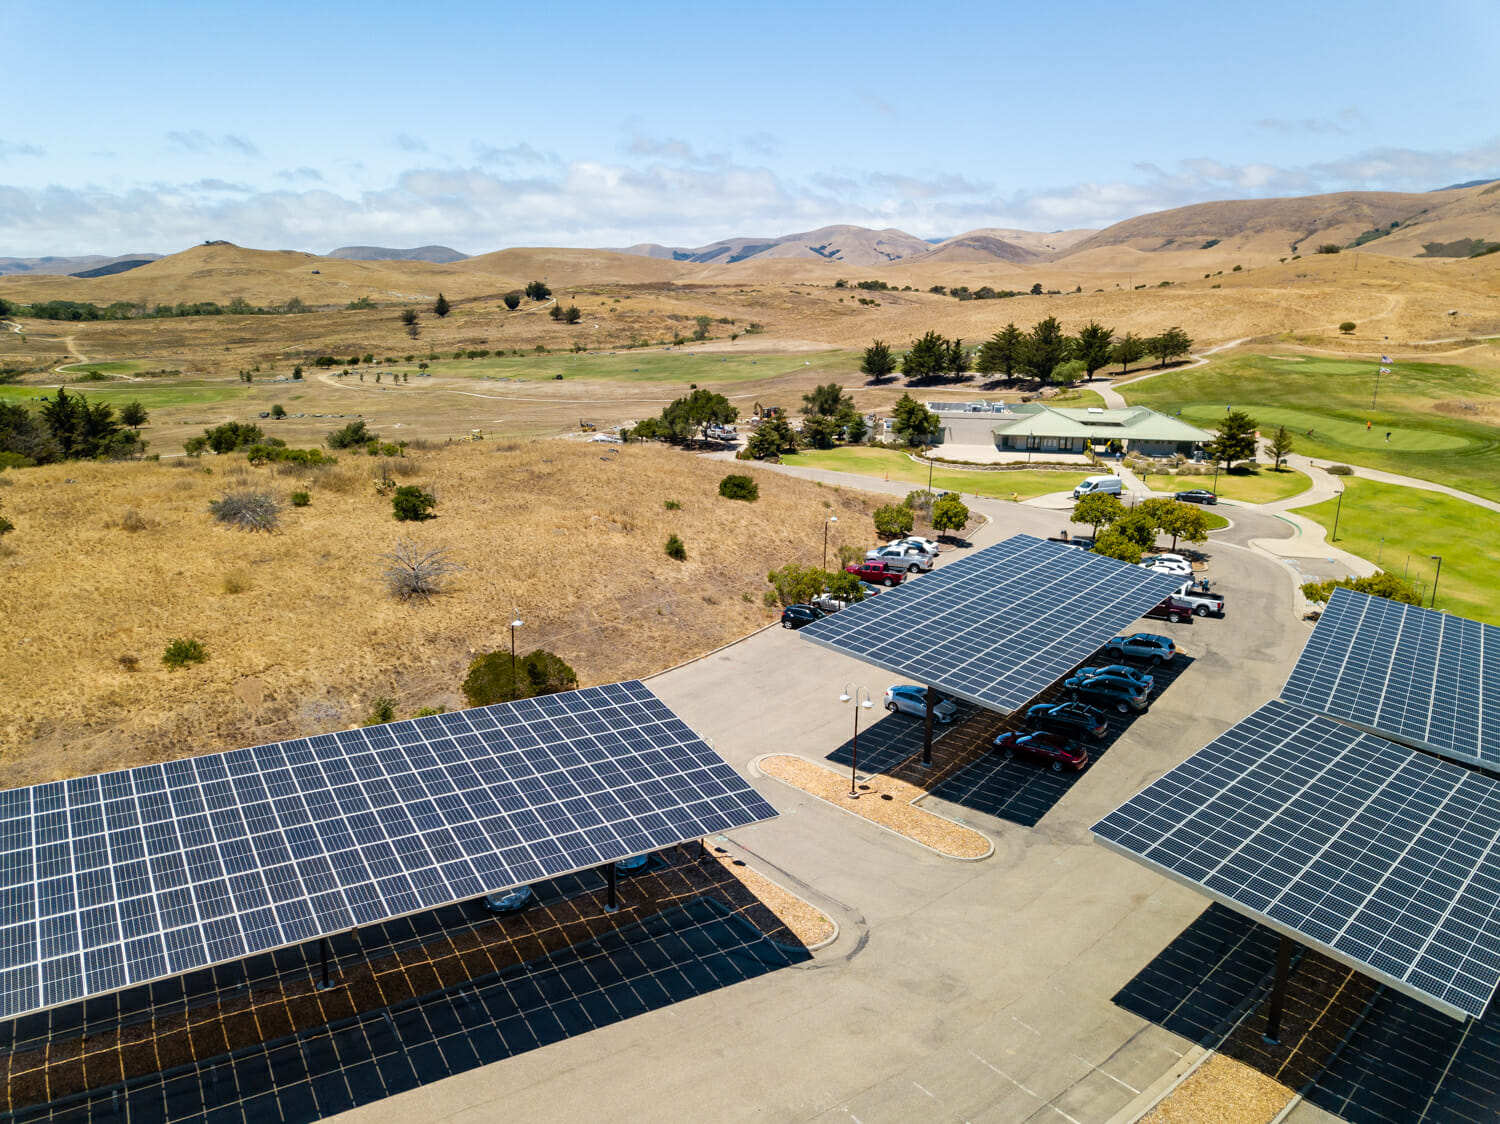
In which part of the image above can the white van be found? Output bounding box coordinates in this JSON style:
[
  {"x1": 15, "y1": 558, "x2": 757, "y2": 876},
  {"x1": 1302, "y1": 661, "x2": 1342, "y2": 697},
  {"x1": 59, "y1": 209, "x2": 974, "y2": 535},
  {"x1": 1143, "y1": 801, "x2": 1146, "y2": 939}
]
[{"x1": 1072, "y1": 474, "x2": 1123, "y2": 499}]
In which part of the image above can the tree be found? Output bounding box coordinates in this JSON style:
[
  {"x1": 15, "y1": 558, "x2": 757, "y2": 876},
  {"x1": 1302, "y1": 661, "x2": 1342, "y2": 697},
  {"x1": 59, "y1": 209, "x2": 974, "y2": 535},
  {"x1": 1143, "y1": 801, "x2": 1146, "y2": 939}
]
[
  {"x1": 1147, "y1": 326, "x2": 1193, "y2": 367},
  {"x1": 203, "y1": 421, "x2": 264, "y2": 454},
  {"x1": 1111, "y1": 332, "x2": 1146, "y2": 374},
  {"x1": 976, "y1": 323, "x2": 1025, "y2": 378},
  {"x1": 693, "y1": 315, "x2": 712, "y2": 340},
  {"x1": 860, "y1": 339, "x2": 897, "y2": 382},
  {"x1": 463, "y1": 648, "x2": 577, "y2": 705},
  {"x1": 1267, "y1": 425, "x2": 1295, "y2": 469},
  {"x1": 1030, "y1": 282, "x2": 1043, "y2": 295},
  {"x1": 901, "y1": 330, "x2": 949, "y2": 382},
  {"x1": 119, "y1": 401, "x2": 149, "y2": 429},
  {"x1": 1092, "y1": 529, "x2": 1144, "y2": 564},
  {"x1": 391, "y1": 485, "x2": 436, "y2": 521},
  {"x1": 718, "y1": 473, "x2": 759, "y2": 500},
  {"x1": 525, "y1": 280, "x2": 551, "y2": 301},
  {"x1": 946, "y1": 338, "x2": 970, "y2": 379},
  {"x1": 824, "y1": 569, "x2": 865, "y2": 603},
  {"x1": 270, "y1": 403, "x2": 287, "y2": 419},
  {"x1": 873, "y1": 503, "x2": 914, "y2": 539},
  {"x1": 890, "y1": 393, "x2": 939, "y2": 447},
  {"x1": 1020, "y1": 316, "x2": 1072, "y2": 383},
  {"x1": 766, "y1": 563, "x2": 828, "y2": 607},
  {"x1": 400, "y1": 308, "x2": 419, "y2": 327},
  {"x1": 1072, "y1": 492, "x2": 1125, "y2": 536},
  {"x1": 802, "y1": 382, "x2": 852, "y2": 417},
  {"x1": 549, "y1": 303, "x2": 565, "y2": 321},
  {"x1": 1205, "y1": 409, "x2": 1259, "y2": 471},
  {"x1": 1140, "y1": 498, "x2": 1210, "y2": 550},
  {"x1": 932, "y1": 495, "x2": 969, "y2": 539},
  {"x1": 292, "y1": 365, "x2": 303, "y2": 380},
  {"x1": 800, "y1": 414, "x2": 841, "y2": 449},
  {"x1": 659, "y1": 388, "x2": 737, "y2": 442},
  {"x1": 1339, "y1": 321, "x2": 1356, "y2": 334},
  {"x1": 564, "y1": 305, "x2": 582, "y2": 324},
  {"x1": 743, "y1": 416, "x2": 796, "y2": 459},
  {"x1": 1073, "y1": 321, "x2": 1115, "y2": 378},
  {"x1": 326, "y1": 419, "x2": 371, "y2": 448},
  {"x1": 1301, "y1": 571, "x2": 1422, "y2": 607},
  {"x1": 432, "y1": 293, "x2": 451, "y2": 318}
]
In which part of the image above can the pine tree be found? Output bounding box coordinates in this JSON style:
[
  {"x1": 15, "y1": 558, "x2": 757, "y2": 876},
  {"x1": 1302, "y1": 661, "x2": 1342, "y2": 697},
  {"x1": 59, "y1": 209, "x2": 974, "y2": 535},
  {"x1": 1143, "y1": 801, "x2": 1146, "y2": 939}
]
[{"x1": 432, "y1": 293, "x2": 451, "y2": 318}]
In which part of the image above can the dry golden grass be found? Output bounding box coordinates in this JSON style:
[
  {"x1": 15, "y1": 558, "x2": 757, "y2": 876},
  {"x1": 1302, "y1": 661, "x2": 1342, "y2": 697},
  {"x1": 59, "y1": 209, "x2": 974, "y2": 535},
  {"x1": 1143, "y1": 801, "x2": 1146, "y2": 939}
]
[
  {"x1": 0, "y1": 442, "x2": 876, "y2": 787},
  {"x1": 1141, "y1": 1054, "x2": 1293, "y2": 1124}
]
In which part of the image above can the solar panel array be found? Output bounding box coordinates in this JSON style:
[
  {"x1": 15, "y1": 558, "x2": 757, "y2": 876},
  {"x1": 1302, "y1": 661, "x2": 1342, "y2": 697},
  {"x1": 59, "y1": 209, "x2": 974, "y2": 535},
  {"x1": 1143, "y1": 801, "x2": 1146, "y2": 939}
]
[
  {"x1": 799, "y1": 534, "x2": 1184, "y2": 713},
  {"x1": 1283, "y1": 585, "x2": 1499, "y2": 770},
  {"x1": 1092, "y1": 699, "x2": 1500, "y2": 1020},
  {"x1": 0, "y1": 681, "x2": 777, "y2": 1022}
]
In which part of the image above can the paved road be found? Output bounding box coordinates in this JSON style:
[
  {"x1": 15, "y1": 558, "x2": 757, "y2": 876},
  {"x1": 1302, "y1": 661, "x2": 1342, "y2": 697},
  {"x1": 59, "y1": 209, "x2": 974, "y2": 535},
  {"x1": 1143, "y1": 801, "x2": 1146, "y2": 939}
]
[{"x1": 343, "y1": 493, "x2": 1323, "y2": 1123}]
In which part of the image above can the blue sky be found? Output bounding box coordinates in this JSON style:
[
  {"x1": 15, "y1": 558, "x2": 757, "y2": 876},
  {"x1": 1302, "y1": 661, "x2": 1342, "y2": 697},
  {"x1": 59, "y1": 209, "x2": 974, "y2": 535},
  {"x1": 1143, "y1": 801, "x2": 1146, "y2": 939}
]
[{"x1": 2, "y1": 0, "x2": 1497, "y2": 256}]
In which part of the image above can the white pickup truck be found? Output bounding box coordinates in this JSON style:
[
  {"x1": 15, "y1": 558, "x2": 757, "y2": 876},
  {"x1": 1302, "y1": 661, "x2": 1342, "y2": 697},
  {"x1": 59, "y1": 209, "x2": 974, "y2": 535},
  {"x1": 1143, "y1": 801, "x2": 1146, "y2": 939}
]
[{"x1": 1171, "y1": 581, "x2": 1225, "y2": 617}]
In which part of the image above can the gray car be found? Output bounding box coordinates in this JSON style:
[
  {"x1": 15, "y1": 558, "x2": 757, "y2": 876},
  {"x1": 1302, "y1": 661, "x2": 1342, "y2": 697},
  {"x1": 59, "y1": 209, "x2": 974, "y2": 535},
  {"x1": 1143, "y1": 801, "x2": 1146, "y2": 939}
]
[{"x1": 884, "y1": 685, "x2": 959, "y2": 722}]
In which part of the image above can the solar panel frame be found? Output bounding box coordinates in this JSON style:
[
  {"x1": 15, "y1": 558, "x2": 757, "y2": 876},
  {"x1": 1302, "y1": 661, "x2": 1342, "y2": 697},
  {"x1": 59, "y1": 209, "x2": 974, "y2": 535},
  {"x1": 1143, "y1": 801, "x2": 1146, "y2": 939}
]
[
  {"x1": 1092, "y1": 699, "x2": 1500, "y2": 1021},
  {"x1": 0, "y1": 681, "x2": 777, "y2": 1022},
  {"x1": 1282, "y1": 586, "x2": 1499, "y2": 770},
  {"x1": 798, "y1": 534, "x2": 1185, "y2": 713}
]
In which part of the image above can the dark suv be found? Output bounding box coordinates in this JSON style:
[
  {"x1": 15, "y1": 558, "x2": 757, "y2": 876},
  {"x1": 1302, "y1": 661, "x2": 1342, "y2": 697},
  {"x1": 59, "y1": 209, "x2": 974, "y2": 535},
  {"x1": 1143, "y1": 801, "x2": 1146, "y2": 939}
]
[
  {"x1": 1064, "y1": 672, "x2": 1150, "y2": 713},
  {"x1": 780, "y1": 604, "x2": 825, "y2": 629},
  {"x1": 1024, "y1": 701, "x2": 1110, "y2": 740}
]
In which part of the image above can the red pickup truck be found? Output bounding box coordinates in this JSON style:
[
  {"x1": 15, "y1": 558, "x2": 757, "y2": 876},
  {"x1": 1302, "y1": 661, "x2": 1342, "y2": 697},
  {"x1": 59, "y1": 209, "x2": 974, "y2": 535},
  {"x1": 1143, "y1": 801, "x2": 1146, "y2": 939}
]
[{"x1": 845, "y1": 560, "x2": 905, "y2": 587}]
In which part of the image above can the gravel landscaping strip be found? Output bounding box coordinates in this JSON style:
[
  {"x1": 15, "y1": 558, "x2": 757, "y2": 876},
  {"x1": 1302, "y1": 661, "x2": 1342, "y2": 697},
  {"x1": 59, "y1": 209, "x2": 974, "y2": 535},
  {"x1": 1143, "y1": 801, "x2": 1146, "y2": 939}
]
[
  {"x1": 759, "y1": 754, "x2": 993, "y2": 860},
  {"x1": 1140, "y1": 1054, "x2": 1292, "y2": 1124}
]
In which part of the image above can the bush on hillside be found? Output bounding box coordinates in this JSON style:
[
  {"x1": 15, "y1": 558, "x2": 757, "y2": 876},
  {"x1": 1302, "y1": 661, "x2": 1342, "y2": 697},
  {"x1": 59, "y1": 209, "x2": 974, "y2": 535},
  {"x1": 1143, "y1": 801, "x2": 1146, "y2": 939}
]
[
  {"x1": 1326, "y1": 464, "x2": 1354, "y2": 475},
  {"x1": 718, "y1": 474, "x2": 759, "y2": 501},
  {"x1": 665, "y1": 533, "x2": 687, "y2": 560},
  {"x1": 162, "y1": 638, "x2": 208, "y2": 669},
  {"x1": 380, "y1": 540, "x2": 459, "y2": 601},
  {"x1": 462, "y1": 648, "x2": 577, "y2": 706},
  {"x1": 209, "y1": 490, "x2": 280, "y2": 532},
  {"x1": 326, "y1": 419, "x2": 371, "y2": 449},
  {"x1": 391, "y1": 484, "x2": 436, "y2": 521},
  {"x1": 873, "y1": 503, "x2": 914, "y2": 539}
]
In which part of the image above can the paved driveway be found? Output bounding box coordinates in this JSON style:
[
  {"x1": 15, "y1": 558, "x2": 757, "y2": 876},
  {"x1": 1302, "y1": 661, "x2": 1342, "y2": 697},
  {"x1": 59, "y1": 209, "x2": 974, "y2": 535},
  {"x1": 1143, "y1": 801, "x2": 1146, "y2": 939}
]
[{"x1": 340, "y1": 497, "x2": 1315, "y2": 1122}]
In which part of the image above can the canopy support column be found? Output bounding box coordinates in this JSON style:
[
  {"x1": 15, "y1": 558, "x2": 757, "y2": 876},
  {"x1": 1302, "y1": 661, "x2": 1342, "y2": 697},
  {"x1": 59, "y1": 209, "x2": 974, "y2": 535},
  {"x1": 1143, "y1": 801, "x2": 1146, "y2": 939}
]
[
  {"x1": 1262, "y1": 934, "x2": 1295, "y2": 1044},
  {"x1": 922, "y1": 687, "x2": 937, "y2": 766}
]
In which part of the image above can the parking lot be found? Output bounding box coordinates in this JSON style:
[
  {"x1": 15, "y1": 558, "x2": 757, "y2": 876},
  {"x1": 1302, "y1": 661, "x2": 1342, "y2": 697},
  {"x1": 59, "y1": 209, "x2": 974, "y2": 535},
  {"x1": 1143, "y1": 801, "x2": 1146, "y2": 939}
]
[{"x1": 323, "y1": 498, "x2": 1338, "y2": 1124}]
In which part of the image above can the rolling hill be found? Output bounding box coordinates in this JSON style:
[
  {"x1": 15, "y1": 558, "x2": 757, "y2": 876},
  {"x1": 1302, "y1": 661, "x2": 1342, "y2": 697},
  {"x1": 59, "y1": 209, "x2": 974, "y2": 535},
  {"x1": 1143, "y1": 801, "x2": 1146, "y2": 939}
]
[{"x1": 328, "y1": 245, "x2": 470, "y2": 263}]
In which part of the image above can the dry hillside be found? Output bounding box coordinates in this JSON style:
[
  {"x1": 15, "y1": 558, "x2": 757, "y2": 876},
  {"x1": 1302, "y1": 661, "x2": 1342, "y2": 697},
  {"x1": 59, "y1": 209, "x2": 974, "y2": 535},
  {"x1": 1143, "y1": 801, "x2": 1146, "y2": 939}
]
[{"x1": 0, "y1": 441, "x2": 878, "y2": 788}]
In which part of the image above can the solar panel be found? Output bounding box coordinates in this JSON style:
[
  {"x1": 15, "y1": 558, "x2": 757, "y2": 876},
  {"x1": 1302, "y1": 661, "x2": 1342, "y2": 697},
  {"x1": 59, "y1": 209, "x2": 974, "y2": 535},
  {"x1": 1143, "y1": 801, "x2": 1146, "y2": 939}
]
[
  {"x1": 1092, "y1": 699, "x2": 1500, "y2": 1021},
  {"x1": 0, "y1": 681, "x2": 777, "y2": 1022},
  {"x1": 1283, "y1": 586, "x2": 1500, "y2": 770},
  {"x1": 799, "y1": 534, "x2": 1185, "y2": 713}
]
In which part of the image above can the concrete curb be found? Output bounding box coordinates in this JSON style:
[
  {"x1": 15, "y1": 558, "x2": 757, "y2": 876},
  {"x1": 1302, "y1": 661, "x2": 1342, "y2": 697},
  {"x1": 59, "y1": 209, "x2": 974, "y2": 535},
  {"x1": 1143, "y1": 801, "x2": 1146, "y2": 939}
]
[
  {"x1": 749, "y1": 753, "x2": 996, "y2": 863},
  {"x1": 705, "y1": 835, "x2": 842, "y2": 955}
]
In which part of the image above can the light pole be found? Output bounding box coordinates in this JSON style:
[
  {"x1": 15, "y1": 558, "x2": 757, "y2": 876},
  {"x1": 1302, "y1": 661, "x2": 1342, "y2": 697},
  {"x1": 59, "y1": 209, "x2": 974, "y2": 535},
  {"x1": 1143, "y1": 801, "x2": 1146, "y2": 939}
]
[
  {"x1": 1211, "y1": 458, "x2": 1220, "y2": 499},
  {"x1": 823, "y1": 515, "x2": 838, "y2": 572},
  {"x1": 1430, "y1": 556, "x2": 1443, "y2": 608},
  {"x1": 510, "y1": 610, "x2": 523, "y2": 699},
  {"x1": 1331, "y1": 490, "x2": 1344, "y2": 542},
  {"x1": 839, "y1": 684, "x2": 872, "y2": 798}
]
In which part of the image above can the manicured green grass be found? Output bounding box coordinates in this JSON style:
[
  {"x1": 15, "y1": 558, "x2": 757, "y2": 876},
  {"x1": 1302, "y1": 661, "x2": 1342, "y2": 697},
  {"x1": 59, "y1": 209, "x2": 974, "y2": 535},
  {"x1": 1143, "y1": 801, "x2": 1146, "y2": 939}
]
[
  {"x1": 779, "y1": 447, "x2": 1080, "y2": 499},
  {"x1": 1121, "y1": 353, "x2": 1500, "y2": 502},
  {"x1": 1293, "y1": 478, "x2": 1497, "y2": 624},
  {"x1": 423, "y1": 349, "x2": 855, "y2": 385},
  {"x1": 0, "y1": 382, "x2": 248, "y2": 409},
  {"x1": 1134, "y1": 466, "x2": 1312, "y2": 504},
  {"x1": 1201, "y1": 511, "x2": 1230, "y2": 531},
  {"x1": 1047, "y1": 387, "x2": 1107, "y2": 408},
  {"x1": 56, "y1": 360, "x2": 160, "y2": 376}
]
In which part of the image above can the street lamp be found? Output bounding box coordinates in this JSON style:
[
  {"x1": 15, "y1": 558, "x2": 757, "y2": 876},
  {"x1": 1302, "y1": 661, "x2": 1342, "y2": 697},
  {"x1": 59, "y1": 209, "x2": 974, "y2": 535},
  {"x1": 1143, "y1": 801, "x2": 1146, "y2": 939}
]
[
  {"x1": 823, "y1": 515, "x2": 838, "y2": 572},
  {"x1": 1430, "y1": 556, "x2": 1443, "y2": 608},
  {"x1": 1331, "y1": 490, "x2": 1344, "y2": 543},
  {"x1": 839, "y1": 684, "x2": 873, "y2": 798},
  {"x1": 1211, "y1": 458, "x2": 1220, "y2": 499},
  {"x1": 510, "y1": 610, "x2": 524, "y2": 699}
]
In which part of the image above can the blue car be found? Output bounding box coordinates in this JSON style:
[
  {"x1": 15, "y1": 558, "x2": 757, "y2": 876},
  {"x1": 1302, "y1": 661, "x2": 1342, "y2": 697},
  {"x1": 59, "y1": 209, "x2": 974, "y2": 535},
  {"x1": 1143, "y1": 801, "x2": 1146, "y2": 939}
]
[{"x1": 483, "y1": 884, "x2": 536, "y2": 914}]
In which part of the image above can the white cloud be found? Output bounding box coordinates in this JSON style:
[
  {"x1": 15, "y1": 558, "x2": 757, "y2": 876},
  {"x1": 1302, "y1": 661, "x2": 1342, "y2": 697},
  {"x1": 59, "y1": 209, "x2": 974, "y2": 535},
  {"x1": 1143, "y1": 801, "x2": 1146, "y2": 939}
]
[
  {"x1": 167, "y1": 131, "x2": 259, "y2": 157},
  {"x1": 0, "y1": 140, "x2": 45, "y2": 159},
  {"x1": 394, "y1": 133, "x2": 428, "y2": 153}
]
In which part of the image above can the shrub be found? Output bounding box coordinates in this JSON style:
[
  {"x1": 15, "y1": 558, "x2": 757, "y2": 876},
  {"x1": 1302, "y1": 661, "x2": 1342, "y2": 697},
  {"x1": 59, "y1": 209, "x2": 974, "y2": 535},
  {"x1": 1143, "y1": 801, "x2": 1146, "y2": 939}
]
[
  {"x1": 391, "y1": 484, "x2": 436, "y2": 521},
  {"x1": 503, "y1": 292, "x2": 521, "y2": 310},
  {"x1": 462, "y1": 648, "x2": 577, "y2": 706},
  {"x1": 932, "y1": 494, "x2": 970, "y2": 537},
  {"x1": 718, "y1": 474, "x2": 759, "y2": 501},
  {"x1": 270, "y1": 404, "x2": 287, "y2": 418},
  {"x1": 1326, "y1": 464, "x2": 1354, "y2": 476},
  {"x1": 290, "y1": 490, "x2": 311, "y2": 507},
  {"x1": 363, "y1": 697, "x2": 397, "y2": 726},
  {"x1": 117, "y1": 654, "x2": 139, "y2": 671},
  {"x1": 202, "y1": 421, "x2": 264, "y2": 454},
  {"x1": 1314, "y1": 244, "x2": 1342, "y2": 254},
  {"x1": 873, "y1": 503, "x2": 914, "y2": 539},
  {"x1": 766, "y1": 563, "x2": 828, "y2": 607},
  {"x1": 663, "y1": 499, "x2": 681, "y2": 510},
  {"x1": 380, "y1": 540, "x2": 459, "y2": 601},
  {"x1": 665, "y1": 534, "x2": 687, "y2": 561},
  {"x1": 1339, "y1": 321, "x2": 1356, "y2": 334},
  {"x1": 162, "y1": 638, "x2": 208, "y2": 669},
  {"x1": 0, "y1": 504, "x2": 11, "y2": 535},
  {"x1": 209, "y1": 490, "x2": 280, "y2": 532},
  {"x1": 326, "y1": 419, "x2": 371, "y2": 449}
]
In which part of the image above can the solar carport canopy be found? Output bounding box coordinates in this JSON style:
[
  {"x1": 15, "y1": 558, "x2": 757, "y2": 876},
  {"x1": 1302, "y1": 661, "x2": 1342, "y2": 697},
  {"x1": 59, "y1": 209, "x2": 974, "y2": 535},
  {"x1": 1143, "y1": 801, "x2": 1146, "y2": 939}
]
[
  {"x1": 799, "y1": 534, "x2": 1184, "y2": 713},
  {"x1": 1092, "y1": 699, "x2": 1500, "y2": 1020},
  {"x1": 1283, "y1": 585, "x2": 1500, "y2": 770},
  {"x1": 0, "y1": 681, "x2": 777, "y2": 1022}
]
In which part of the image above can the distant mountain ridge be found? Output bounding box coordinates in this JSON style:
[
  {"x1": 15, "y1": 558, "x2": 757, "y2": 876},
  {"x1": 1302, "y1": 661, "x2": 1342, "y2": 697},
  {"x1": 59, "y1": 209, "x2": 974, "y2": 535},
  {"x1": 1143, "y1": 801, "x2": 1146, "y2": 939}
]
[
  {"x1": 0, "y1": 253, "x2": 162, "y2": 277},
  {"x1": 327, "y1": 245, "x2": 469, "y2": 263}
]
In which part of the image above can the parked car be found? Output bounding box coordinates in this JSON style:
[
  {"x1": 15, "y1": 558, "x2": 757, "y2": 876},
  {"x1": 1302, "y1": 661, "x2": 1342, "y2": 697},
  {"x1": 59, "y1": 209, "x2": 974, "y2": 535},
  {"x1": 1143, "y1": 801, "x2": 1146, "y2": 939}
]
[
  {"x1": 810, "y1": 594, "x2": 847, "y2": 614},
  {"x1": 992, "y1": 730, "x2": 1090, "y2": 771},
  {"x1": 1140, "y1": 558, "x2": 1194, "y2": 578},
  {"x1": 857, "y1": 581, "x2": 885, "y2": 598},
  {"x1": 1105, "y1": 633, "x2": 1178, "y2": 664},
  {"x1": 1149, "y1": 553, "x2": 1191, "y2": 566},
  {"x1": 1024, "y1": 701, "x2": 1110, "y2": 740},
  {"x1": 865, "y1": 544, "x2": 934, "y2": 572},
  {"x1": 1142, "y1": 596, "x2": 1197, "y2": 624},
  {"x1": 615, "y1": 853, "x2": 651, "y2": 875},
  {"x1": 780, "y1": 604, "x2": 826, "y2": 629},
  {"x1": 894, "y1": 536, "x2": 942, "y2": 555},
  {"x1": 1076, "y1": 665, "x2": 1155, "y2": 698},
  {"x1": 884, "y1": 685, "x2": 959, "y2": 723},
  {"x1": 1064, "y1": 672, "x2": 1151, "y2": 713},
  {"x1": 1175, "y1": 489, "x2": 1218, "y2": 505},
  {"x1": 1170, "y1": 582, "x2": 1225, "y2": 617},
  {"x1": 483, "y1": 885, "x2": 536, "y2": 914},
  {"x1": 1072, "y1": 474, "x2": 1123, "y2": 499},
  {"x1": 845, "y1": 560, "x2": 905, "y2": 587}
]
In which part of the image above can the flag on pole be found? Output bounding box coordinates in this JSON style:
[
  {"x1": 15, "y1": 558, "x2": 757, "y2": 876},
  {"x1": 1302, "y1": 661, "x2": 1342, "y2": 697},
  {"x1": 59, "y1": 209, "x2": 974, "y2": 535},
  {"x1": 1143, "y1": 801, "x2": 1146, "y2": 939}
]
[
  {"x1": 1381, "y1": 355, "x2": 1390, "y2": 363},
  {"x1": 1379, "y1": 367, "x2": 1391, "y2": 375}
]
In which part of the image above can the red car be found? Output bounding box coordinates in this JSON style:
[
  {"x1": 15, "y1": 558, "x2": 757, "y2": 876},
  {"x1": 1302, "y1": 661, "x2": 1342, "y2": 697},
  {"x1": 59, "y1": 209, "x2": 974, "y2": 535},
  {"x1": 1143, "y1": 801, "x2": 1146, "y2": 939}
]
[
  {"x1": 992, "y1": 730, "x2": 1090, "y2": 771},
  {"x1": 844, "y1": 560, "x2": 905, "y2": 587},
  {"x1": 1143, "y1": 596, "x2": 1196, "y2": 625}
]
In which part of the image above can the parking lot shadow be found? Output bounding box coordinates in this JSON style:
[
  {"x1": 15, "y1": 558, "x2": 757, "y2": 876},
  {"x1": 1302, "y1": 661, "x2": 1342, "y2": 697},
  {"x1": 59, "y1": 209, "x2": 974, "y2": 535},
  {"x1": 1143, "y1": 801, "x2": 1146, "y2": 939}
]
[
  {"x1": 1113, "y1": 904, "x2": 1500, "y2": 1124},
  {"x1": 922, "y1": 655, "x2": 1196, "y2": 827},
  {"x1": 825, "y1": 701, "x2": 979, "y2": 777}
]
